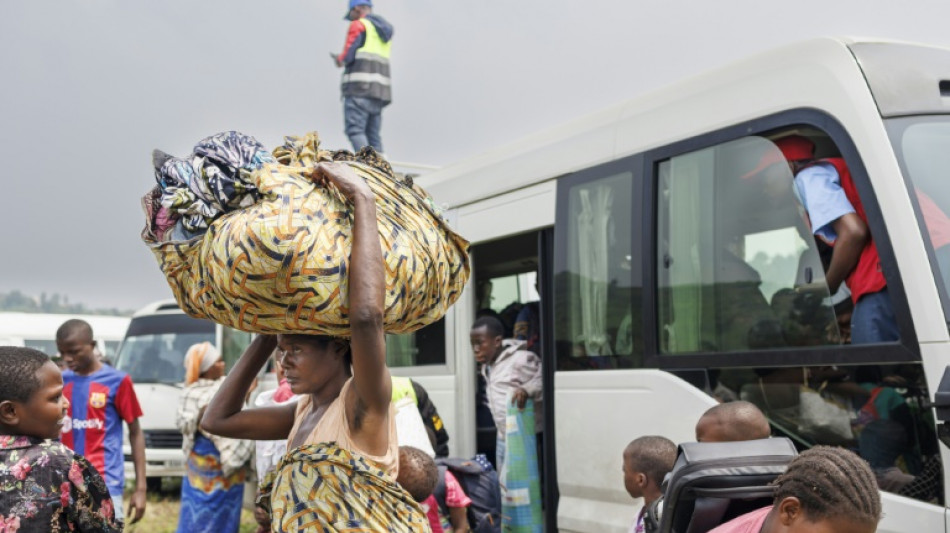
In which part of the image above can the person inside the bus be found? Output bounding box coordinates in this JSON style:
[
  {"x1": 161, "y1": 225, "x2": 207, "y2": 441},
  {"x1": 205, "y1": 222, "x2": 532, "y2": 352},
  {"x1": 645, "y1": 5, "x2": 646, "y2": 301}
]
[
  {"x1": 829, "y1": 297, "x2": 853, "y2": 344},
  {"x1": 744, "y1": 135, "x2": 897, "y2": 344},
  {"x1": 790, "y1": 238, "x2": 852, "y2": 345},
  {"x1": 708, "y1": 446, "x2": 880, "y2": 533},
  {"x1": 768, "y1": 286, "x2": 840, "y2": 347},
  {"x1": 470, "y1": 315, "x2": 543, "y2": 473},
  {"x1": 717, "y1": 236, "x2": 783, "y2": 351},
  {"x1": 200, "y1": 162, "x2": 428, "y2": 531},
  {"x1": 812, "y1": 365, "x2": 942, "y2": 501}
]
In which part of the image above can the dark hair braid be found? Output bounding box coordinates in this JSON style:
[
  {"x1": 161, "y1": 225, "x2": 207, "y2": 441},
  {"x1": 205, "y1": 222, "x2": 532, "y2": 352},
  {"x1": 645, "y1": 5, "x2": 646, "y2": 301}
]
[
  {"x1": 773, "y1": 446, "x2": 881, "y2": 524},
  {"x1": 0, "y1": 346, "x2": 51, "y2": 403}
]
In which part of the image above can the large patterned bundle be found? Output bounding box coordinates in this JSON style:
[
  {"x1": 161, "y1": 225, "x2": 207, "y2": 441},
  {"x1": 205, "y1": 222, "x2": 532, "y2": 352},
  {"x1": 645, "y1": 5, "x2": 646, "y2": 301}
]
[
  {"x1": 260, "y1": 443, "x2": 430, "y2": 532},
  {"x1": 142, "y1": 132, "x2": 470, "y2": 336}
]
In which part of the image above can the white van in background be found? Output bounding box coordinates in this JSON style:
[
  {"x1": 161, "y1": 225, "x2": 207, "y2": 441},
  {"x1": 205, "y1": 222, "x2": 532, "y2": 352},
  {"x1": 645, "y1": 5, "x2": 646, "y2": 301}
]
[
  {"x1": 0, "y1": 312, "x2": 129, "y2": 361},
  {"x1": 114, "y1": 300, "x2": 253, "y2": 484}
]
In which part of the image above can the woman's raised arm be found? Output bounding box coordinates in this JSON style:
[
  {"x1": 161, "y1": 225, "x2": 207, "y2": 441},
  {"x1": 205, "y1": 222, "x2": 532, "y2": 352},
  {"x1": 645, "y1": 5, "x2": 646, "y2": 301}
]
[
  {"x1": 313, "y1": 162, "x2": 391, "y2": 414},
  {"x1": 200, "y1": 335, "x2": 297, "y2": 440}
]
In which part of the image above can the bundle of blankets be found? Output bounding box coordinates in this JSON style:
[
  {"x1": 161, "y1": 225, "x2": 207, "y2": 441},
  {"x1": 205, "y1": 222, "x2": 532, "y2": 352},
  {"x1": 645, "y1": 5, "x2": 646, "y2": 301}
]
[{"x1": 141, "y1": 131, "x2": 470, "y2": 336}]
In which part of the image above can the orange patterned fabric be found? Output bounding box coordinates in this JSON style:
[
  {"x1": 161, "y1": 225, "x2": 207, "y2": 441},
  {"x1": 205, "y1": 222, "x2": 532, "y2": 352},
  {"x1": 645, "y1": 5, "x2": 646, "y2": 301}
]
[{"x1": 142, "y1": 132, "x2": 470, "y2": 336}]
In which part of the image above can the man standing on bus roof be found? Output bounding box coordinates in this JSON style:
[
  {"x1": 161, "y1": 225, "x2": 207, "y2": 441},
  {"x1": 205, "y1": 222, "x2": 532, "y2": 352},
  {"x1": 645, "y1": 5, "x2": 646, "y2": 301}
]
[
  {"x1": 56, "y1": 319, "x2": 148, "y2": 525},
  {"x1": 745, "y1": 135, "x2": 897, "y2": 344},
  {"x1": 333, "y1": 0, "x2": 393, "y2": 154}
]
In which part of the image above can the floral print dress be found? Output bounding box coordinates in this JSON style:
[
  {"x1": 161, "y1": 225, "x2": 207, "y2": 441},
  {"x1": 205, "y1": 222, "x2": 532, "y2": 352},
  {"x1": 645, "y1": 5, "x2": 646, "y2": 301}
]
[{"x1": 0, "y1": 435, "x2": 119, "y2": 532}]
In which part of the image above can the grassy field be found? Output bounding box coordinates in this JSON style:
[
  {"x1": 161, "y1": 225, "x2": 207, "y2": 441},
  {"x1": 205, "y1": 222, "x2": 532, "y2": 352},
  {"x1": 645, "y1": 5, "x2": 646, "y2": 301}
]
[{"x1": 122, "y1": 478, "x2": 260, "y2": 533}]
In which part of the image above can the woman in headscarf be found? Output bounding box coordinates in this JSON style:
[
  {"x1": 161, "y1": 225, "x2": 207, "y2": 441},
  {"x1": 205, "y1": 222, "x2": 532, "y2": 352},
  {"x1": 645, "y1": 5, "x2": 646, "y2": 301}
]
[
  {"x1": 201, "y1": 162, "x2": 429, "y2": 532},
  {"x1": 175, "y1": 342, "x2": 254, "y2": 533}
]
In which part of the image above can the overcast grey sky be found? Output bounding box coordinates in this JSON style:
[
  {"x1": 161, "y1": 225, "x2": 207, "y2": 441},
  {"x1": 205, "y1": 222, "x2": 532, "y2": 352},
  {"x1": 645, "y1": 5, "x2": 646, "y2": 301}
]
[{"x1": 3, "y1": 1, "x2": 950, "y2": 311}]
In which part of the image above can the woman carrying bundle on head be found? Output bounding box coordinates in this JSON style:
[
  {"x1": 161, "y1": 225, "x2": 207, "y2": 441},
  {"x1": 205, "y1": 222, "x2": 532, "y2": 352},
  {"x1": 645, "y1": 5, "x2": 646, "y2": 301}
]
[
  {"x1": 200, "y1": 162, "x2": 430, "y2": 532},
  {"x1": 175, "y1": 342, "x2": 254, "y2": 533}
]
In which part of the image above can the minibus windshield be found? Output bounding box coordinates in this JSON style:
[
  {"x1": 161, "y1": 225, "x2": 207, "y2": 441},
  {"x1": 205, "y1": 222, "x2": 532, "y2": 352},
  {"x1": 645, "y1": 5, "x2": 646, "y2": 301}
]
[
  {"x1": 114, "y1": 313, "x2": 215, "y2": 384},
  {"x1": 889, "y1": 116, "x2": 950, "y2": 320}
]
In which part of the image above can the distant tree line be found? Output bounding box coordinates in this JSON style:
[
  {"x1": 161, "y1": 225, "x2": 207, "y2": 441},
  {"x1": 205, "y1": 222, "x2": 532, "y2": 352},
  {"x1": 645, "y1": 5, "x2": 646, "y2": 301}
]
[{"x1": 0, "y1": 290, "x2": 133, "y2": 317}]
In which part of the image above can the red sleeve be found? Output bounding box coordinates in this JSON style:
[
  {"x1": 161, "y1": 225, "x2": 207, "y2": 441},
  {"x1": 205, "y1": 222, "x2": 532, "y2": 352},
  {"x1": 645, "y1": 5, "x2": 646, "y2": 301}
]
[
  {"x1": 115, "y1": 375, "x2": 143, "y2": 424},
  {"x1": 337, "y1": 20, "x2": 366, "y2": 63}
]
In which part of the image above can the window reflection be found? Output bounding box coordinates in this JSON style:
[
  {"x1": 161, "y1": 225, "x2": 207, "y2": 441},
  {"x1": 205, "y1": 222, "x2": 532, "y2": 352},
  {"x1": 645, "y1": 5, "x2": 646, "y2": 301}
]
[
  {"x1": 713, "y1": 363, "x2": 942, "y2": 504},
  {"x1": 656, "y1": 135, "x2": 846, "y2": 354},
  {"x1": 555, "y1": 171, "x2": 640, "y2": 370}
]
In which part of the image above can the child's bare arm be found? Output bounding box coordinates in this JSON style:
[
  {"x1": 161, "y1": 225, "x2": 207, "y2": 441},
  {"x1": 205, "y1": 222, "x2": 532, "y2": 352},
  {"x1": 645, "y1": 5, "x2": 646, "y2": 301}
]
[
  {"x1": 201, "y1": 335, "x2": 298, "y2": 440},
  {"x1": 449, "y1": 506, "x2": 470, "y2": 533}
]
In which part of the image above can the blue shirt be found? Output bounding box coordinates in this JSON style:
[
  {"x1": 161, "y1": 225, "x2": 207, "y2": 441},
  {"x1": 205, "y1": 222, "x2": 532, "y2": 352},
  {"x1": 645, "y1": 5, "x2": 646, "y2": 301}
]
[
  {"x1": 62, "y1": 366, "x2": 142, "y2": 495},
  {"x1": 794, "y1": 162, "x2": 855, "y2": 243}
]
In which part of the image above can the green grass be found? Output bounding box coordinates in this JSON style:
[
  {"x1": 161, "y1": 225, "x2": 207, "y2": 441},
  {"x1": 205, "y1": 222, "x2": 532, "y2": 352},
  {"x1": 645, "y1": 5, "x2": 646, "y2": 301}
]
[{"x1": 122, "y1": 477, "x2": 260, "y2": 533}]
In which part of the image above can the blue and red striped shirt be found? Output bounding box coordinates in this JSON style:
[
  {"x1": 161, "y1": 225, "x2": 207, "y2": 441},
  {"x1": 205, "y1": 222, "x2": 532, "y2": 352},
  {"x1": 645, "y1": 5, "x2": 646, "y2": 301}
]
[{"x1": 61, "y1": 365, "x2": 143, "y2": 495}]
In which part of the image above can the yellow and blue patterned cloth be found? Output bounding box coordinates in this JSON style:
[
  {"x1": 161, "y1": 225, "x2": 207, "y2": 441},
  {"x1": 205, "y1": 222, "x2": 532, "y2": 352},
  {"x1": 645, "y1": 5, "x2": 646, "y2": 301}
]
[
  {"x1": 142, "y1": 132, "x2": 470, "y2": 336},
  {"x1": 176, "y1": 435, "x2": 245, "y2": 533},
  {"x1": 260, "y1": 442, "x2": 431, "y2": 532}
]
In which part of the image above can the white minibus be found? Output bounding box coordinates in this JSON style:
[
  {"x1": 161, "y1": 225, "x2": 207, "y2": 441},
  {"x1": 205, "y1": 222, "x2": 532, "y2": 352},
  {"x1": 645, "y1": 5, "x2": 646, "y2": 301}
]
[
  {"x1": 0, "y1": 312, "x2": 129, "y2": 361},
  {"x1": 387, "y1": 37, "x2": 950, "y2": 532},
  {"x1": 113, "y1": 300, "x2": 252, "y2": 484}
]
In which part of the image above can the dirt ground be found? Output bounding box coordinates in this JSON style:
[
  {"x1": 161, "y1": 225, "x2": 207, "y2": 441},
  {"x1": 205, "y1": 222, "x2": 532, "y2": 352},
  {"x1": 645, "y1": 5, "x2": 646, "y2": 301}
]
[{"x1": 122, "y1": 477, "x2": 260, "y2": 533}]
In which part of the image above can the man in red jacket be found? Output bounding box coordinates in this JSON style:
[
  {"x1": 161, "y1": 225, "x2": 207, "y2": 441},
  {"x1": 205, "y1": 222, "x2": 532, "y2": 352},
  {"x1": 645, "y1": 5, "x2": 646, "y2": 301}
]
[{"x1": 748, "y1": 135, "x2": 897, "y2": 344}]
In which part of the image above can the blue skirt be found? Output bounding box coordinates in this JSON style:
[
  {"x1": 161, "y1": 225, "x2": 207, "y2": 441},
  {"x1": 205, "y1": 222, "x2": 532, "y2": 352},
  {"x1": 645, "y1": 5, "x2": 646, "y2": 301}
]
[{"x1": 176, "y1": 434, "x2": 245, "y2": 533}]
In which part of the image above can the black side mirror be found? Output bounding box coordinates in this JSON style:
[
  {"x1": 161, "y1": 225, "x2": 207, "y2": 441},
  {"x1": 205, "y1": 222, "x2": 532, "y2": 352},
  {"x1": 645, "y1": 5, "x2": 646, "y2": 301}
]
[{"x1": 932, "y1": 366, "x2": 950, "y2": 448}]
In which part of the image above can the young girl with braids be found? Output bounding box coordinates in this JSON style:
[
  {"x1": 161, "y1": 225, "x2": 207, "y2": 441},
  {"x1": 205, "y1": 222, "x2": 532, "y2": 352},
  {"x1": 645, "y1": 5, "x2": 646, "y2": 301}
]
[{"x1": 709, "y1": 446, "x2": 881, "y2": 533}]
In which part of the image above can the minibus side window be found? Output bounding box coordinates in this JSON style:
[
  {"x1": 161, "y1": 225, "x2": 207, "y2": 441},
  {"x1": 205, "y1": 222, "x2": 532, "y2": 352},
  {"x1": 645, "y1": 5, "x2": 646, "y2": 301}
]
[
  {"x1": 385, "y1": 318, "x2": 446, "y2": 367},
  {"x1": 220, "y1": 327, "x2": 253, "y2": 371},
  {"x1": 656, "y1": 135, "x2": 852, "y2": 353},
  {"x1": 554, "y1": 169, "x2": 641, "y2": 371},
  {"x1": 714, "y1": 363, "x2": 942, "y2": 504}
]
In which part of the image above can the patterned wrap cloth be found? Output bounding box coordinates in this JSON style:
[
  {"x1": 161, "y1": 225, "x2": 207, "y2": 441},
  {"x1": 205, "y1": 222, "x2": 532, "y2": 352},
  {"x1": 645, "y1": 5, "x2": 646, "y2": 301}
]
[
  {"x1": 156, "y1": 131, "x2": 273, "y2": 232},
  {"x1": 176, "y1": 435, "x2": 246, "y2": 533},
  {"x1": 141, "y1": 131, "x2": 470, "y2": 336},
  {"x1": 259, "y1": 442, "x2": 431, "y2": 532}
]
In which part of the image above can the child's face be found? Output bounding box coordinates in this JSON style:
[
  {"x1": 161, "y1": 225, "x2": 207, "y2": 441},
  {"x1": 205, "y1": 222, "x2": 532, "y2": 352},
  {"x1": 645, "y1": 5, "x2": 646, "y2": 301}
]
[
  {"x1": 470, "y1": 327, "x2": 502, "y2": 365},
  {"x1": 622, "y1": 455, "x2": 645, "y2": 499},
  {"x1": 18, "y1": 362, "x2": 70, "y2": 440},
  {"x1": 57, "y1": 333, "x2": 98, "y2": 375}
]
